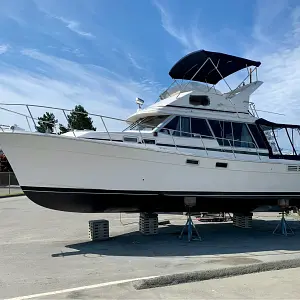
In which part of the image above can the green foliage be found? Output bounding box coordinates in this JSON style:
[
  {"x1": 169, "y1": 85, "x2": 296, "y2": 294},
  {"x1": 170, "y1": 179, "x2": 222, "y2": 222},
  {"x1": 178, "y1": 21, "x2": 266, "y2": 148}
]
[
  {"x1": 58, "y1": 124, "x2": 68, "y2": 134},
  {"x1": 36, "y1": 112, "x2": 57, "y2": 133},
  {"x1": 67, "y1": 105, "x2": 96, "y2": 131},
  {"x1": 37, "y1": 105, "x2": 96, "y2": 134}
]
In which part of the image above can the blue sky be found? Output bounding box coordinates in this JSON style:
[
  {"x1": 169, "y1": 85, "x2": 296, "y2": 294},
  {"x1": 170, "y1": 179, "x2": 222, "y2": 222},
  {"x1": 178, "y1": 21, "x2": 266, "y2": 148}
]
[{"x1": 0, "y1": 0, "x2": 300, "y2": 130}]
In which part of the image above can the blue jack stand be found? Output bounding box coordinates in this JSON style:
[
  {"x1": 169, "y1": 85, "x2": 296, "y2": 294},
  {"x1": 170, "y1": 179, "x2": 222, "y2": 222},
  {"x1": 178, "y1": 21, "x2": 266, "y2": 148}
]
[
  {"x1": 179, "y1": 210, "x2": 202, "y2": 242},
  {"x1": 273, "y1": 211, "x2": 294, "y2": 236}
]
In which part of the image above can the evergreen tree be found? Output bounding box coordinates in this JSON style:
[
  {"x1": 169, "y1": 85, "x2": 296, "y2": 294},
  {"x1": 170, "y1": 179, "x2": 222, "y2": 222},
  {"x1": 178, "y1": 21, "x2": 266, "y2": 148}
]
[
  {"x1": 59, "y1": 123, "x2": 69, "y2": 134},
  {"x1": 67, "y1": 105, "x2": 96, "y2": 131},
  {"x1": 36, "y1": 112, "x2": 57, "y2": 133}
]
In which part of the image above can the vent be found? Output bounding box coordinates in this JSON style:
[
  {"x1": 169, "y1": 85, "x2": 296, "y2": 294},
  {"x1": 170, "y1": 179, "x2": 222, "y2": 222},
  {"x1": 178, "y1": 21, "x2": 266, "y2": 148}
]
[
  {"x1": 216, "y1": 162, "x2": 228, "y2": 168},
  {"x1": 189, "y1": 95, "x2": 210, "y2": 106},
  {"x1": 186, "y1": 159, "x2": 199, "y2": 165},
  {"x1": 287, "y1": 165, "x2": 300, "y2": 172},
  {"x1": 123, "y1": 136, "x2": 138, "y2": 143},
  {"x1": 143, "y1": 139, "x2": 156, "y2": 144}
]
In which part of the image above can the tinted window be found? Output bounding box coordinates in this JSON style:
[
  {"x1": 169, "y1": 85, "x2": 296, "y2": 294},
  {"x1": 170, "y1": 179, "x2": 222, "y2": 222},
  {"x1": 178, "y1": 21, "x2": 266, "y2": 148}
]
[
  {"x1": 130, "y1": 115, "x2": 169, "y2": 131},
  {"x1": 191, "y1": 118, "x2": 213, "y2": 138},
  {"x1": 161, "y1": 116, "x2": 180, "y2": 136},
  {"x1": 248, "y1": 124, "x2": 268, "y2": 149},
  {"x1": 189, "y1": 95, "x2": 210, "y2": 106},
  {"x1": 181, "y1": 117, "x2": 191, "y2": 137},
  {"x1": 232, "y1": 123, "x2": 255, "y2": 148},
  {"x1": 209, "y1": 120, "x2": 232, "y2": 146}
]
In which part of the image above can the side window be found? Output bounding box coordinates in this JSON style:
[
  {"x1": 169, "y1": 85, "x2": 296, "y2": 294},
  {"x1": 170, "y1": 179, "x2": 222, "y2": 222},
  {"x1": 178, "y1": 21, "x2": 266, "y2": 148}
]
[
  {"x1": 160, "y1": 116, "x2": 192, "y2": 137},
  {"x1": 248, "y1": 124, "x2": 268, "y2": 149},
  {"x1": 209, "y1": 120, "x2": 232, "y2": 146},
  {"x1": 232, "y1": 123, "x2": 255, "y2": 148},
  {"x1": 189, "y1": 95, "x2": 210, "y2": 106},
  {"x1": 191, "y1": 118, "x2": 213, "y2": 138},
  {"x1": 161, "y1": 116, "x2": 180, "y2": 136},
  {"x1": 180, "y1": 117, "x2": 191, "y2": 137}
]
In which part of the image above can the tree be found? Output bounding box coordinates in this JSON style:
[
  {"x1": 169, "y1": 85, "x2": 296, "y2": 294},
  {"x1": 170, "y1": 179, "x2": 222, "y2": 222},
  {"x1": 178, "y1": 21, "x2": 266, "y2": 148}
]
[
  {"x1": 59, "y1": 123, "x2": 69, "y2": 134},
  {"x1": 36, "y1": 105, "x2": 96, "y2": 135},
  {"x1": 36, "y1": 112, "x2": 57, "y2": 133},
  {"x1": 66, "y1": 105, "x2": 96, "y2": 131}
]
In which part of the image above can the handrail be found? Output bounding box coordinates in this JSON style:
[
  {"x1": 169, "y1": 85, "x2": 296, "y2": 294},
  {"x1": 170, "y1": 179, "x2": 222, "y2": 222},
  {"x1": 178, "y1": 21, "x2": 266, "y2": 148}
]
[
  {"x1": 161, "y1": 128, "x2": 262, "y2": 159},
  {"x1": 0, "y1": 106, "x2": 60, "y2": 132},
  {"x1": 0, "y1": 103, "x2": 264, "y2": 160},
  {"x1": 0, "y1": 103, "x2": 128, "y2": 123},
  {"x1": 0, "y1": 103, "x2": 129, "y2": 139}
]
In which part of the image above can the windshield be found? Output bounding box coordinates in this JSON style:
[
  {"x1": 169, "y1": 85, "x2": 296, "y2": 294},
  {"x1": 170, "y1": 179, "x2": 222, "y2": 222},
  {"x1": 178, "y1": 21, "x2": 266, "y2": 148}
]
[
  {"x1": 126, "y1": 115, "x2": 170, "y2": 131},
  {"x1": 260, "y1": 125, "x2": 300, "y2": 155}
]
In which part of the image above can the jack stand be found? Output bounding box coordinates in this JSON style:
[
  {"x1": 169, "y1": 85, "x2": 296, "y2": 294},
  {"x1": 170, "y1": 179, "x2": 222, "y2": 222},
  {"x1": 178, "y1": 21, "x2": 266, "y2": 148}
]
[
  {"x1": 273, "y1": 211, "x2": 294, "y2": 236},
  {"x1": 179, "y1": 208, "x2": 202, "y2": 242}
]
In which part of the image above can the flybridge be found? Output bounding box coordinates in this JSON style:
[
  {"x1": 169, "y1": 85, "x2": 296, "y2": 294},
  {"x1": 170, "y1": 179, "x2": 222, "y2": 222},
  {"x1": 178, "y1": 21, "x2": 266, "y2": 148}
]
[{"x1": 159, "y1": 49, "x2": 262, "y2": 101}]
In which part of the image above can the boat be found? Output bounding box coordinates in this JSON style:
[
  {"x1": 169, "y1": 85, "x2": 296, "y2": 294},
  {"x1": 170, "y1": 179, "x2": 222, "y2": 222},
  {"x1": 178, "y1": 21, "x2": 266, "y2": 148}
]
[{"x1": 1, "y1": 49, "x2": 300, "y2": 214}]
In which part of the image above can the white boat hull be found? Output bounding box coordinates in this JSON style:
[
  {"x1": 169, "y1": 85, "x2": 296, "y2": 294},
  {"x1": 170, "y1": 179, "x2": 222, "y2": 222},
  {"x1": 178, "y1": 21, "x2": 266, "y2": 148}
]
[{"x1": 1, "y1": 132, "x2": 300, "y2": 213}]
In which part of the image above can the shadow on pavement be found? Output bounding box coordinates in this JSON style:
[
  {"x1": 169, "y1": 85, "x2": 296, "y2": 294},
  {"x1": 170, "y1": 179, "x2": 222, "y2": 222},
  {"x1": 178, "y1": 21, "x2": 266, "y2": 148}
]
[{"x1": 52, "y1": 219, "x2": 300, "y2": 258}]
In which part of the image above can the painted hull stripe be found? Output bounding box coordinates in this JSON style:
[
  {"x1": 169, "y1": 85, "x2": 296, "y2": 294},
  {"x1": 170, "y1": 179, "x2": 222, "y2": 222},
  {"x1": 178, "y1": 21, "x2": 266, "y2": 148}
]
[{"x1": 21, "y1": 187, "x2": 300, "y2": 197}]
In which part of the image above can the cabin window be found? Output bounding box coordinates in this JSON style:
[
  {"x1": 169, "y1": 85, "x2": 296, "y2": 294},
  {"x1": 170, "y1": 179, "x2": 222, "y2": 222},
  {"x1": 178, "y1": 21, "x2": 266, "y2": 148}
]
[
  {"x1": 247, "y1": 124, "x2": 268, "y2": 149},
  {"x1": 189, "y1": 95, "x2": 210, "y2": 106},
  {"x1": 208, "y1": 120, "x2": 232, "y2": 146},
  {"x1": 181, "y1": 117, "x2": 191, "y2": 137},
  {"x1": 209, "y1": 120, "x2": 257, "y2": 148},
  {"x1": 232, "y1": 122, "x2": 255, "y2": 148},
  {"x1": 162, "y1": 116, "x2": 181, "y2": 136},
  {"x1": 191, "y1": 118, "x2": 213, "y2": 139},
  {"x1": 161, "y1": 116, "x2": 192, "y2": 137},
  {"x1": 129, "y1": 115, "x2": 170, "y2": 131}
]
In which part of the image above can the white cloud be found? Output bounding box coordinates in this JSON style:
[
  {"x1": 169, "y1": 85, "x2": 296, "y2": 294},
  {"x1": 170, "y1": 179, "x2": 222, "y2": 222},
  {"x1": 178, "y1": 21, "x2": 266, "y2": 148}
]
[
  {"x1": 0, "y1": 45, "x2": 9, "y2": 55},
  {"x1": 39, "y1": 8, "x2": 95, "y2": 39},
  {"x1": 252, "y1": 0, "x2": 289, "y2": 45},
  {"x1": 246, "y1": 1, "x2": 300, "y2": 125},
  {"x1": 56, "y1": 16, "x2": 95, "y2": 38},
  {"x1": 291, "y1": 5, "x2": 300, "y2": 39},
  {"x1": 0, "y1": 49, "x2": 162, "y2": 132},
  {"x1": 128, "y1": 53, "x2": 144, "y2": 70},
  {"x1": 153, "y1": 0, "x2": 204, "y2": 53}
]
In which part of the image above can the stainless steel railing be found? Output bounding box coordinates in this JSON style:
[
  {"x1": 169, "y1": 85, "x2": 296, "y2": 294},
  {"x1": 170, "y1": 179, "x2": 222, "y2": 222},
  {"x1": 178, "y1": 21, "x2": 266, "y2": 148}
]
[
  {"x1": 0, "y1": 103, "x2": 264, "y2": 160},
  {"x1": 0, "y1": 103, "x2": 128, "y2": 138},
  {"x1": 249, "y1": 102, "x2": 259, "y2": 118},
  {"x1": 162, "y1": 128, "x2": 262, "y2": 159}
]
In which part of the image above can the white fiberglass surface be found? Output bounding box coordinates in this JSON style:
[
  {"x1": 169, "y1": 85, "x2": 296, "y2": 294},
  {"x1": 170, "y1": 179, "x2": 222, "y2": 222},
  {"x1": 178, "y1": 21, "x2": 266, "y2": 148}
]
[{"x1": 127, "y1": 115, "x2": 170, "y2": 132}]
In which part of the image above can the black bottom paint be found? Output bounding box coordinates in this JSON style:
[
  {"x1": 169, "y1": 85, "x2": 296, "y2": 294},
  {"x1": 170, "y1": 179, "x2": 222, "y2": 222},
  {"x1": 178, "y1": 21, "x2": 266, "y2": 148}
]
[{"x1": 21, "y1": 186, "x2": 300, "y2": 214}]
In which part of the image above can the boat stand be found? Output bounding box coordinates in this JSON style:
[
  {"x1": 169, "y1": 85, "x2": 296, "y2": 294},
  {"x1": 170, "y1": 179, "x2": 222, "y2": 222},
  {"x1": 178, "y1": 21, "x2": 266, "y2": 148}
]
[
  {"x1": 179, "y1": 209, "x2": 202, "y2": 242},
  {"x1": 273, "y1": 211, "x2": 294, "y2": 236}
]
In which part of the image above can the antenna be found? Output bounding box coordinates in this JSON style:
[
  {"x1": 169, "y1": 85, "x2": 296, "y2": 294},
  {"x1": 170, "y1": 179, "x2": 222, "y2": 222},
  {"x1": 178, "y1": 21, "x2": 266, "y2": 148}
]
[{"x1": 135, "y1": 97, "x2": 144, "y2": 109}]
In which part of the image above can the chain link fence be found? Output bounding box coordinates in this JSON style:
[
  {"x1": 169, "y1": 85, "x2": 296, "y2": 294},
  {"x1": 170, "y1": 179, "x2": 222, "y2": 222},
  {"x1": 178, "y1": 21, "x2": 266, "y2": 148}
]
[{"x1": 0, "y1": 172, "x2": 23, "y2": 196}]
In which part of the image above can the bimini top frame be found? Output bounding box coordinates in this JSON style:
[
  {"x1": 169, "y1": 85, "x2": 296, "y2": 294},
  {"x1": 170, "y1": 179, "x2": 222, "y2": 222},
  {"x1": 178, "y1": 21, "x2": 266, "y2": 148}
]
[{"x1": 158, "y1": 49, "x2": 261, "y2": 101}]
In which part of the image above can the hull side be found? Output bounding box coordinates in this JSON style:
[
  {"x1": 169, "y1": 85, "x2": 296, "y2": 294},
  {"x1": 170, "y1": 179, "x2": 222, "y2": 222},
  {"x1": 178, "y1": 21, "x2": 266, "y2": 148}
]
[{"x1": 1, "y1": 132, "x2": 300, "y2": 213}]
